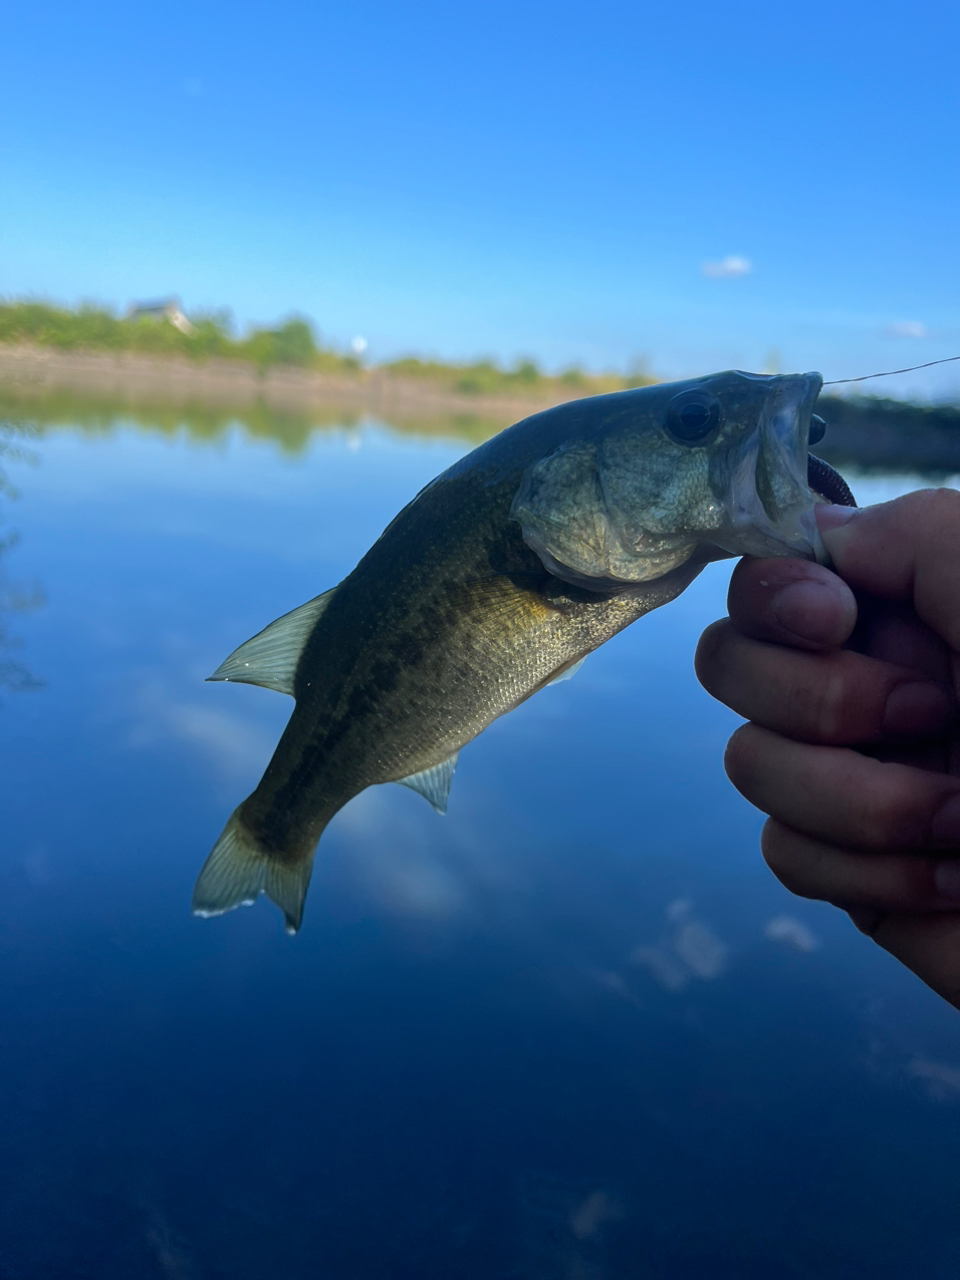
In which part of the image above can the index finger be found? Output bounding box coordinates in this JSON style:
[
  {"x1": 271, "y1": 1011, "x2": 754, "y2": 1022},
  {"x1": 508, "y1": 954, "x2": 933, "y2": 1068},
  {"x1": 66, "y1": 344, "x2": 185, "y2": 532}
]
[{"x1": 819, "y1": 489, "x2": 960, "y2": 652}]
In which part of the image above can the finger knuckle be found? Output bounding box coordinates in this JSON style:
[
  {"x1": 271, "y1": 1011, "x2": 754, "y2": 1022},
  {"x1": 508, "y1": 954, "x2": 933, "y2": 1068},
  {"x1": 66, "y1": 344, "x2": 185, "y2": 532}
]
[
  {"x1": 911, "y1": 486, "x2": 960, "y2": 526},
  {"x1": 787, "y1": 661, "x2": 851, "y2": 740},
  {"x1": 891, "y1": 488, "x2": 960, "y2": 550}
]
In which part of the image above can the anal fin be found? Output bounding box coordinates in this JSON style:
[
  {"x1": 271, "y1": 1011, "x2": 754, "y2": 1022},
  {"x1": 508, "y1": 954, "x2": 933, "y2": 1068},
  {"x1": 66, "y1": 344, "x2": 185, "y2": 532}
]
[
  {"x1": 546, "y1": 654, "x2": 586, "y2": 686},
  {"x1": 395, "y1": 751, "x2": 459, "y2": 814}
]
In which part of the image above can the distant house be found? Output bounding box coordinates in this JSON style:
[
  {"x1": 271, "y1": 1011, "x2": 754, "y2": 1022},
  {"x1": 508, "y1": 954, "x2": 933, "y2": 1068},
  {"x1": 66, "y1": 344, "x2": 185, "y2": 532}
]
[{"x1": 126, "y1": 297, "x2": 195, "y2": 335}]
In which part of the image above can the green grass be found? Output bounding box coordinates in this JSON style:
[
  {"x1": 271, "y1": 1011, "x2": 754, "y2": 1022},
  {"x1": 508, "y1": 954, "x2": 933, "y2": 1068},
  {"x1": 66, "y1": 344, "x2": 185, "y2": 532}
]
[{"x1": 0, "y1": 299, "x2": 654, "y2": 396}]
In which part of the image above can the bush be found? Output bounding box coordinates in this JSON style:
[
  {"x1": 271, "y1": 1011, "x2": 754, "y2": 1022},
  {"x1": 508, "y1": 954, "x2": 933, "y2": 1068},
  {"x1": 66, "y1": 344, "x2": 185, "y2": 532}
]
[{"x1": 0, "y1": 298, "x2": 655, "y2": 393}]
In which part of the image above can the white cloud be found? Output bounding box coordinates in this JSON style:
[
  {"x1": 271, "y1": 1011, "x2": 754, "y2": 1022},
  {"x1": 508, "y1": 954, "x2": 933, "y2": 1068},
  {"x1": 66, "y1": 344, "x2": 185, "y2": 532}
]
[
  {"x1": 885, "y1": 320, "x2": 927, "y2": 339},
  {"x1": 701, "y1": 255, "x2": 753, "y2": 279}
]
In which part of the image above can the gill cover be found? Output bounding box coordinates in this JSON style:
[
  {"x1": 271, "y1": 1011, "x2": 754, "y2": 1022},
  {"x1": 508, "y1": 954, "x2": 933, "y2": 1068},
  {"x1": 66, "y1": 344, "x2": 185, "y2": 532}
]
[{"x1": 511, "y1": 371, "x2": 827, "y2": 589}]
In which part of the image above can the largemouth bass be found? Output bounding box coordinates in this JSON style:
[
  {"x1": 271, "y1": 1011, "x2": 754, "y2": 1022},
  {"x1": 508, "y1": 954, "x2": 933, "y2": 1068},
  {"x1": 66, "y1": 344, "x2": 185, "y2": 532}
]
[{"x1": 193, "y1": 370, "x2": 853, "y2": 933}]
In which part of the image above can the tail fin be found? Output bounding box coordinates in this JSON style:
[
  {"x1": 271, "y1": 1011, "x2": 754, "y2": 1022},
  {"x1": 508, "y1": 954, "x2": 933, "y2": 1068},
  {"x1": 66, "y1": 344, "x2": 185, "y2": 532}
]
[{"x1": 191, "y1": 808, "x2": 315, "y2": 935}]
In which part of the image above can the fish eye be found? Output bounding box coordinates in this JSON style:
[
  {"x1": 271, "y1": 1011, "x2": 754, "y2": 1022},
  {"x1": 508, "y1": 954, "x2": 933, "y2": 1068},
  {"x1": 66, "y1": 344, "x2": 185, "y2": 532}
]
[
  {"x1": 666, "y1": 393, "x2": 721, "y2": 444},
  {"x1": 809, "y1": 413, "x2": 826, "y2": 446}
]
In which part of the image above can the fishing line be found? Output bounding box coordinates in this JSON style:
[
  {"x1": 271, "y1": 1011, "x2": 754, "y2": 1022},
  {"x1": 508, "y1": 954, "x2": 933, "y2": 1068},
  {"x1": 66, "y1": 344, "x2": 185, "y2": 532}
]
[{"x1": 823, "y1": 354, "x2": 960, "y2": 386}]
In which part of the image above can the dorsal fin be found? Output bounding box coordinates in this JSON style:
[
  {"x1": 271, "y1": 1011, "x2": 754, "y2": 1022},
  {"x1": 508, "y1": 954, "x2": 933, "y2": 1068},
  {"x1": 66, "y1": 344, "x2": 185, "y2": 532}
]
[
  {"x1": 207, "y1": 587, "x2": 338, "y2": 696},
  {"x1": 395, "y1": 751, "x2": 459, "y2": 814}
]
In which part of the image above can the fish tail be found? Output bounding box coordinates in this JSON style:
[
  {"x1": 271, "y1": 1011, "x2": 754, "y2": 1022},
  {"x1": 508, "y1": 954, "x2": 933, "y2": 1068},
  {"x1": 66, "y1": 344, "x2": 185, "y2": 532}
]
[{"x1": 191, "y1": 807, "x2": 315, "y2": 935}]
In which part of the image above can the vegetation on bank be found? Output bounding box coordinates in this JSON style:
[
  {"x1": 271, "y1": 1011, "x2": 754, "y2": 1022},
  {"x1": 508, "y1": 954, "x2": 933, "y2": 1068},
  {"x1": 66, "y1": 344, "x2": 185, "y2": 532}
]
[
  {"x1": 0, "y1": 300, "x2": 653, "y2": 398},
  {"x1": 379, "y1": 355, "x2": 652, "y2": 397},
  {"x1": 0, "y1": 300, "x2": 360, "y2": 375}
]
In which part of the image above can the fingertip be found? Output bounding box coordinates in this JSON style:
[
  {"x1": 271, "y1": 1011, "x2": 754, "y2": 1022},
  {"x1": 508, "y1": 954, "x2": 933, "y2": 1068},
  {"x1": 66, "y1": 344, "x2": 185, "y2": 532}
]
[
  {"x1": 770, "y1": 578, "x2": 857, "y2": 649},
  {"x1": 882, "y1": 681, "x2": 957, "y2": 738},
  {"x1": 722, "y1": 721, "x2": 758, "y2": 790},
  {"x1": 813, "y1": 490, "x2": 960, "y2": 619},
  {"x1": 757, "y1": 817, "x2": 815, "y2": 899},
  {"x1": 728, "y1": 558, "x2": 856, "y2": 650},
  {"x1": 693, "y1": 617, "x2": 728, "y2": 688}
]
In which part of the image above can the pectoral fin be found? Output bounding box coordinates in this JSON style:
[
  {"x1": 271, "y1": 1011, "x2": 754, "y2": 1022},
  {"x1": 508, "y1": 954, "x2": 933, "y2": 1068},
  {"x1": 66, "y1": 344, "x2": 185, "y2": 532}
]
[
  {"x1": 208, "y1": 586, "x2": 338, "y2": 695},
  {"x1": 395, "y1": 752, "x2": 459, "y2": 814}
]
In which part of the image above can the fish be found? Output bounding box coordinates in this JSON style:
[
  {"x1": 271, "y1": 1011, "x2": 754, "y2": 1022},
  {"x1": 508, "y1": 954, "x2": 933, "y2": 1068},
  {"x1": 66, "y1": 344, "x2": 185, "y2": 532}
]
[{"x1": 192, "y1": 370, "x2": 853, "y2": 933}]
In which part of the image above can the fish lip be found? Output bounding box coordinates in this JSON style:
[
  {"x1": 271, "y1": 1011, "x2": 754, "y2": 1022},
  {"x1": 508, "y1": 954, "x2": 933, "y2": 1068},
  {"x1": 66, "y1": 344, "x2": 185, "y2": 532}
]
[{"x1": 712, "y1": 372, "x2": 827, "y2": 563}]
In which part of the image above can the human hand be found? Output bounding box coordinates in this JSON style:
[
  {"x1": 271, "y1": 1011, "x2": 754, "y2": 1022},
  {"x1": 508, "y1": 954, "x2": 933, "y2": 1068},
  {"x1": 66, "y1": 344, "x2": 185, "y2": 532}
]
[{"x1": 695, "y1": 490, "x2": 960, "y2": 1008}]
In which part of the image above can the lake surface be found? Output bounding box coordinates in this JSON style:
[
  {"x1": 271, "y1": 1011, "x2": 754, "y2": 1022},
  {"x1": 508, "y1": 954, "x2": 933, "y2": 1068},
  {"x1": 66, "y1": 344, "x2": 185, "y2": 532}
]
[{"x1": 1, "y1": 403, "x2": 959, "y2": 1279}]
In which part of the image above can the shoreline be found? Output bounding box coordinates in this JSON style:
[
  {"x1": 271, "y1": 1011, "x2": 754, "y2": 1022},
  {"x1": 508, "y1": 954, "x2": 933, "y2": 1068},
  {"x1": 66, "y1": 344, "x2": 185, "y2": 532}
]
[
  {"x1": 3, "y1": 343, "x2": 960, "y2": 474},
  {"x1": 0, "y1": 343, "x2": 580, "y2": 424}
]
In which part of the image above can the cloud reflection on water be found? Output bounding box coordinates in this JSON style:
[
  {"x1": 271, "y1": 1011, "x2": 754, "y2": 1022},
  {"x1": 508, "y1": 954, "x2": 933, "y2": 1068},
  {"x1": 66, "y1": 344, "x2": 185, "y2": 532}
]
[
  {"x1": 764, "y1": 915, "x2": 820, "y2": 952},
  {"x1": 908, "y1": 1058, "x2": 960, "y2": 1102},
  {"x1": 334, "y1": 787, "x2": 470, "y2": 920},
  {"x1": 628, "y1": 898, "x2": 728, "y2": 993},
  {"x1": 569, "y1": 1189, "x2": 623, "y2": 1241},
  {"x1": 128, "y1": 677, "x2": 280, "y2": 791}
]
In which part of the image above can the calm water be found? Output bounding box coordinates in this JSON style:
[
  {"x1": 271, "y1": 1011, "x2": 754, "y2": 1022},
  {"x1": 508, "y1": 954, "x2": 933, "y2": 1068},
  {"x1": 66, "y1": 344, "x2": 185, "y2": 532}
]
[{"x1": 2, "y1": 406, "x2": 960, "y2": 1279}]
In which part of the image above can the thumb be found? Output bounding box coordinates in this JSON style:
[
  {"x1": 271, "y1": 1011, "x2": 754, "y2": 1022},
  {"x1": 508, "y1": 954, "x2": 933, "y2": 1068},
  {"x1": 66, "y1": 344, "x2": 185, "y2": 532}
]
[{"x1": 817, "y1": 490, "x2": 960, "y2": 650}]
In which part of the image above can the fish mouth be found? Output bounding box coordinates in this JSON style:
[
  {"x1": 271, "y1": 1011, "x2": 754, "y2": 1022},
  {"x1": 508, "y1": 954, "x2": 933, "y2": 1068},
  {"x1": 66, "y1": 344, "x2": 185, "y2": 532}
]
[{"x1": 710, "y1": 372, "x2": 828, "y2": 563}]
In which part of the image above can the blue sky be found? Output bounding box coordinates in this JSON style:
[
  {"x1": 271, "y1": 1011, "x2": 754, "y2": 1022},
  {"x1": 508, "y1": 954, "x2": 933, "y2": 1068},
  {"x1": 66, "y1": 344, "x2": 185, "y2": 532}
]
[{"x1": 3, "y1": 0, "x2": 959, "y2": 396}]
